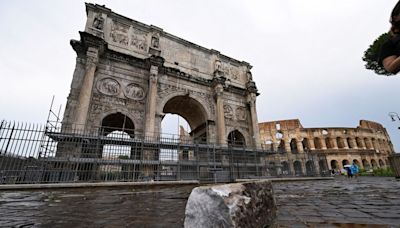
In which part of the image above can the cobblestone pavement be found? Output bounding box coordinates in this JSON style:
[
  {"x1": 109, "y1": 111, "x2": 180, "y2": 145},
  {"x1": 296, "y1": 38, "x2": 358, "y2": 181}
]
[
  {"x1": 0, "y1": 185, "x2": 195, "y2": 227},
  {"x1": 0, "y1": 177, "x2": 399, "y2": 227},
  {"x1": 273, "y1": 176, "x2": 400, "y2": 227}
]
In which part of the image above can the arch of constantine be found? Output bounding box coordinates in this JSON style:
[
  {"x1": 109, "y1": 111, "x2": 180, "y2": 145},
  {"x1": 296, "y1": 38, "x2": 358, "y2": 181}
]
[
  {"x1": 259, "y1": 119, "x2": 395, "y2": 174},
  {"x1": 61, "y1": 3, "x2": 260, "y2": 149}
]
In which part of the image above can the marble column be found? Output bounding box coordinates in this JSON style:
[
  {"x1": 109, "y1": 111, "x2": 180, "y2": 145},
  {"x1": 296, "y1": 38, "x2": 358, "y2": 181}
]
[
  {"x1": 214, "y1": 84, "x2": 226, "y2": 146},
  {"x1": 74, "y1": 47, "x2": 99, "y2": 132},
  {"x1": 248, "y1": 93, "x2": 261, "y2": 149},
  {"x1": 144, "y1": 65, "x2": 159, "y2": 138}
]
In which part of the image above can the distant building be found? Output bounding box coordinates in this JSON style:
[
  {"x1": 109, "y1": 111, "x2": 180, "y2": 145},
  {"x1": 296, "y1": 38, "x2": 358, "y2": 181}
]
[{"x1": 259, "y1": 119, "x2": 394, "y2": 174}]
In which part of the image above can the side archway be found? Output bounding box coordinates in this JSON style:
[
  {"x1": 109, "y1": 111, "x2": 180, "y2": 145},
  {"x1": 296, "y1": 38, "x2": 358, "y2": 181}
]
[{"x1": 227, "y1": 130, "x2": 246, "y2": 146}]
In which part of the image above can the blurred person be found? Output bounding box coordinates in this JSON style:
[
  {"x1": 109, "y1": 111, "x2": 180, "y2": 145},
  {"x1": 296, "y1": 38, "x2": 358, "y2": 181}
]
[{"x1": 379, "y1": 1, "x2": 400, "y2": 73}]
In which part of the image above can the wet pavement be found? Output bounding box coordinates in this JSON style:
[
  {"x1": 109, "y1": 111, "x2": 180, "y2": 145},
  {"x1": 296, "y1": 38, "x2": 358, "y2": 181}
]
[
  {"x1": 0, "y1": 177, "x2": 399, "y2": 227},
  {"x1": 0, "y1": 185, "x2": 195, "y2": 227},
  {"x1": 274, "y1": 176, "x2": 400, "y2": 227}
]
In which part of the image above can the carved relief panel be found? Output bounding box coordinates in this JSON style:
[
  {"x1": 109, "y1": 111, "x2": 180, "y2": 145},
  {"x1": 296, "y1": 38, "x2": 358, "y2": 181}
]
[
  {"x1": 96, "y1": 77, "x2": 147, "y2": 101},
  {"x1": 109, "y1": 20, "x2": 149, "y2": 54},
  {"x1": 223, "y1": 104, "x2": 233, "y2": 119},
  {"x1": 124, "y1": 83, "x2": 146, "y2": 100},
  {"x1": 97, "y1": 78, "x2": 120, "y2": 96},
  {"x1": 110, "y1": 22, "x2": 129, "y2": 46},
  {"x1": 130, "y1": 28, "x2": 148, "y2": 52},
  {"x1": 219, "y1": 61, "x2": 241, "y2": 81},
  {"x1": 223, "y1": 103, "x2": 247, "y2": 122}
]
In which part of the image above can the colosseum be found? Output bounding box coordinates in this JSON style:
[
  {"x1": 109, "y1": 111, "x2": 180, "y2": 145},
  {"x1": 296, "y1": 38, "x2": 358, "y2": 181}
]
[{"x1": 258, "y1": 119, "x2": 395, "y2": 175}]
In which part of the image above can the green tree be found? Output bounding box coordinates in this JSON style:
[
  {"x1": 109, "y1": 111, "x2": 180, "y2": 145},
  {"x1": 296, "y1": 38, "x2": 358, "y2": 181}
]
[{"x1": 362, "y1": 32, "x2": 392, "y2": 76}]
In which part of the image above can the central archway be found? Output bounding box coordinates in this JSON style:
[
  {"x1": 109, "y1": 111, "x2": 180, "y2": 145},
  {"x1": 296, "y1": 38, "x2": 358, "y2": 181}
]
[{"x1": 162, "y1": 95, "x2": 208, "y2": 143}]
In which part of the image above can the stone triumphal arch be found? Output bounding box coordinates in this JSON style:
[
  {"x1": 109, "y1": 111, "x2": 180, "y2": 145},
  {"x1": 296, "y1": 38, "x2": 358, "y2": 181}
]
[{"x1": 61, "y1": 3, "x2": 261, "y2": 149}]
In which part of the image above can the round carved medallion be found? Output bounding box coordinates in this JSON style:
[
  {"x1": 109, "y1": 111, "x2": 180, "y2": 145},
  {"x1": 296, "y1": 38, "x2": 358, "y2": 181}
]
[
  {"x1": 124, "y1": 83, "x2": 146, "y2": 100},
  {"x1": 236, "y1": 107, "x2": 247, "y2": 120},
  {"x1": 97, "y1": 78, "x2": 120, "y2": 96}
]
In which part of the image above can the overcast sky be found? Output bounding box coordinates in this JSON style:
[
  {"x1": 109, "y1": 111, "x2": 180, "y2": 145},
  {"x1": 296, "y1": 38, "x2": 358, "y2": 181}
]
[{"x1": 1, "y1": 0, "x2": 400, "y2": 150}]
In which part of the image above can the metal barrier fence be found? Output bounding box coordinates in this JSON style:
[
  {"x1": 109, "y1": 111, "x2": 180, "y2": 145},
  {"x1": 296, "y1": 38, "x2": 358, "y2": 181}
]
[{"x1": 0, "y1": 121, "x2": 329, "y2": 184}]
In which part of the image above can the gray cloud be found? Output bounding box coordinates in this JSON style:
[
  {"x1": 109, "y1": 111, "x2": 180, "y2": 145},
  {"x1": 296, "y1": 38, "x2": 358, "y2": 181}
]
[{"x1": 0, "y1": 0, "x2": 399, "y2": 150}]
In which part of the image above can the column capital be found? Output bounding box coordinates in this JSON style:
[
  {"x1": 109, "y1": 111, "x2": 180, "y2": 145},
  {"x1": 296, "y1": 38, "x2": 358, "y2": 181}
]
[
  {"x1": 247, "y1": 92, "x2": 257, "y2": 105},
  {"x1": 85, "y1": 47, "x2": 99, "y2": 70}
]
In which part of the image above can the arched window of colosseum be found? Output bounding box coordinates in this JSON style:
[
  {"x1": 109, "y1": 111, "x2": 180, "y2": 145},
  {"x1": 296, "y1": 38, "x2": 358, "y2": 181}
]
[
  {"x1": 362, "y1": 159, "x2": 370, "y2": 170},
  {"x1": 356, "y1": 137, "x2": 363, "y2": 148},
  {"x1": 364, "y1": 138, "x2": 371, "y2": 149},
  {"x1": 342, "y1": 159, "x2": 349, "y2": 167},
  {"x1": 353, "y1": 159, "x2": 360, "y2": 166},
  {"x1": 318, "y1": 160, "x2": 328, "y2": 174},
  {"x1": 330, "y1": 160, "x2": 339, "y2": 170},
  {"x1": 302, "y1": 138, "x2": 309, "y2": 151},
  {"x1": 268, "y1": 162, "x2": 277, "y2": 176},
  {"x1": 337, "y1": 137, "x2": 345, "y2": 149},
  {"x1": 278, "y1": 139, "x2": 285, "y2": 152},
  {"x1": 293, "y1": 161, "x2": 303, "y2": 175},
  {"x1": 379, "y1": 159, "x2": 385, "y2": 167},
  {"x1": 347, "y1": 138, "x2": 353, "y2": 149},
  {"x1": 371, "y1": 138, "x2": 377, "y2": 150},
  {"x1": 314, "y1": 137, "x2": 322, "y2": 149},
  {"x1": 290, "y1": 139, "x2": 298, "y2": 153},
  {"x1": 371, "y1": 159, "x2": 378, "y2": 168},
  {"x1": 305, "y1": 161, "x2": 315, "y2": 176},
  {"x1": 325, "y1": 138, "x2": 332, "y2": 149},
  {"x1": 281, "y1": 161, "x2": 290, "y2": 175}
]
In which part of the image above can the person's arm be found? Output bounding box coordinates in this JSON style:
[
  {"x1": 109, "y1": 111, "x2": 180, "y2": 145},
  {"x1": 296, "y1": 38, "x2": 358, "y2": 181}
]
[{"x1": 383, "y1": 55, "x2": 400, "y2": 74}]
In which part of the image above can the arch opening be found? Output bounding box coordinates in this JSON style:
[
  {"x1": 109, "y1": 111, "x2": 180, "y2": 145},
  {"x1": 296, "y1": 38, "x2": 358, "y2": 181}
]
[
  {"x1": 293, "y1": 161, "x2": 303, "y2": 176},
  {"x1": 342, "y1": 159, "x2": 350, "y2": 167},
  {"x1": 356, "y1": 137, "x2": 363, "y2": 148},
  {"x1": 325, "y1": 138, "x2": 332, "y2": 149},
  {"x1": 290, "y1": 139, "x2": 298, "y2": 153},
  {"x1": 100, "y1": 113, "x2": 137, "y2": 181},
  {"x1": 337, "y1": 137, "x2": 345, "y2": 149},
  {"x1": 162, "y1": 95, "x2": 208, "y2": 143},
  {"x1": 306, "y1": 161, "x2": 315, "y2": 176},
  {"x1": 362, "y1": 159, "x2": 370, "y2": 170},
  {"x1": 228, "y1": 130, "x2": 246, "y2": 146},
  {"x1": 371, "y1": 159, "x2": 378, "y2": 168},
  {"x1": 281, "y1": 161, "x2": 290, "y2": 175},
  {"x1": 101, "y1": 112, "x2": 135, "y2": 137},
  {"x1": 314, "y1": 137, "x2": 322, "y2": 149},
  {"x1": 379, "y1": 159, "x2": 385, "y2": 167},
  {"x1": 330, "y1": 160, "x2": 339, "y2": 170},
  {"x1": 302, "y1": 138, "x2": 309, "y2": 151}
]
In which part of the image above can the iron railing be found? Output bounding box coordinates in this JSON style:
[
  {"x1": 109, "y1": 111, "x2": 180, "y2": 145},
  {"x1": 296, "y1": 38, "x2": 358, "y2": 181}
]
[{"x1": 0, "y1": 120, "x2": 329, "y2": 184}]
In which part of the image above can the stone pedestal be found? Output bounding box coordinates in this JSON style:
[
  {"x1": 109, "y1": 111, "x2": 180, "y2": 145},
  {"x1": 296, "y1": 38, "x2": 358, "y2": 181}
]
[{"x1": 184, "y1": 180, "x2": 276, "y2": 228}]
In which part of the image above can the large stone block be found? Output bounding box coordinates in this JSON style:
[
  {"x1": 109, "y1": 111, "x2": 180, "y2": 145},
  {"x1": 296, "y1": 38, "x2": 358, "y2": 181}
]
[{"x1": 184, "y1": 180, "x2": 276, "y2": 228}]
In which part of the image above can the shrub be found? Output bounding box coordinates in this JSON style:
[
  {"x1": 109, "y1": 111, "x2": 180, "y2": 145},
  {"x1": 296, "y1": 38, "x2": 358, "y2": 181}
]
[{"x1": 362, "y1": 32, "x2": 393, "y2": 76}]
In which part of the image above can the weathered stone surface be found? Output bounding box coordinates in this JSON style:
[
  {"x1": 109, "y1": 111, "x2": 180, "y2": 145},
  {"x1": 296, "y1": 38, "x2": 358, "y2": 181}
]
[
  {"x1": 184, "y1": 180, "x2": 276, "y2": 228},
  {"x1": 259, "y1": 119, "x2": 394, "y2": 176}
]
